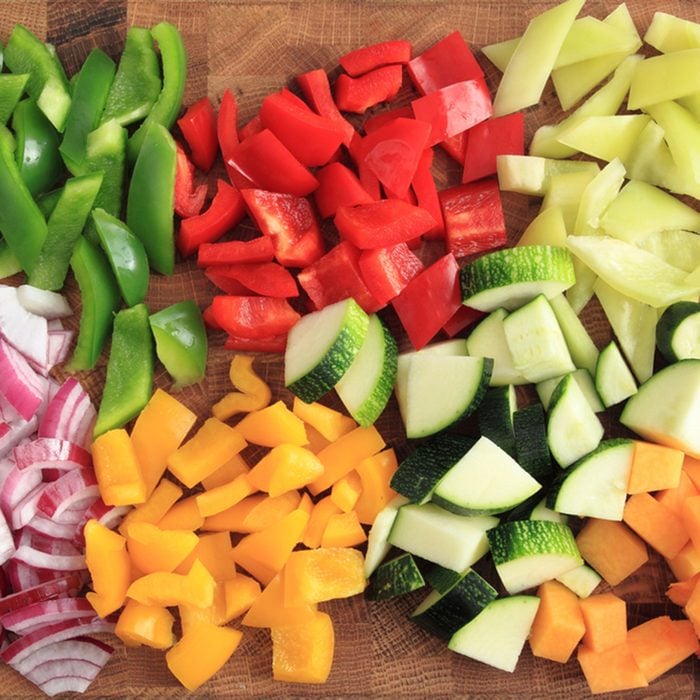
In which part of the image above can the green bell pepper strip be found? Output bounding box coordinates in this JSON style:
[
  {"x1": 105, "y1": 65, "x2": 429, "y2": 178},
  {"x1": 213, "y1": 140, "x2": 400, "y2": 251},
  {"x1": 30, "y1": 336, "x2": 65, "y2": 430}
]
[
  {"x1": 0, "y1": 40, "x2": 4, "y2": 70},
  {"x1": 93, "y1": 303, "x2": 154, "y2": 438},
  {"x1": 0, "y1": 74, "x2": 29, "y2": 125},
  {"x1": 36, "y1": 187, "x2": 63, "y2": 219},
  {"x1": 60, "y1": 48, "x2": 116, "y2": 176},
  {"x1": 0, "y1": 240, "x2": 22, "y2": 280},
  {"x1": 126, "y1": 122, "x2": 177, "y2": 275},
  {"x1": 29, "y1": 172, "x2": 104, "y2": 291},
  {"x1": 66, "y1": 235, "x2": 120, "y2": 372},
  {"x1": 101, "y1": 26, "x2": 161, "y2": 127},
  {"x1": 149, "y1": 300, "x2": 207, "y2": 390},
  {"x1": 0, "y1": 124, "x2": 48, "y2": 275},
  {"x1": 127, "y1": 22, "x2": 186, "y2": 162},
  {"x1": 92, "y1": 207, "x2": 150, "y2": 307}
]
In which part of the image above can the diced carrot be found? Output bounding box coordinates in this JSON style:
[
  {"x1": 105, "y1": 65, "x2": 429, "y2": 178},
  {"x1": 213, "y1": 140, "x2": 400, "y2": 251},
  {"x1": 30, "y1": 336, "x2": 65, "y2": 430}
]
[
  {"x1": 321, "y1": 510, "x2": 367, "y2": 548},
  {"x1": 682, "y1": 454, "x2": 700, "y2": 491},
  {"x1": 627, "y1": 441, "x2": 684, "y2": 494},
  {"x1": 577, "y1": 642, "x2": 648, "y2": 694},
  {"x1": 201, "y1": 453, "x2": 249, "y2": 490},
  {"x1": 681, "y1": 495, "x2": 700, "y2": 551},
  {"x1": 667, "y1": 574, "x2": 700, "y2": 607},
  {"x1": 667, "y1": 540, "x2": 700, "y2": 582},
  {"x1": 330, "y1": 471, "x2": 362, "y2": 512},
  {"x1": 529, "y1": 580, "x2": 586, "y2": 663},
  {"x1": 201, "y1": 491, "x2": 301, "y2": 533},
  {"x1": 176, "y1": 532, "x2": 237, "y2": 581},
  {"x1": 125, "y1": 522, "x2": 199, "y2": 574},
  {"x1": 158, "y1": 495, "x2": 205, "y2": 531},
  {"x1": 118, "y1": 478, "x2": 183, "y2": 536},
  {"x1": 303, "y1": 496, "x2": 342, "y2": 549},
  {"x1": 685, "y1": 577, "x2": 700, "y2": 636},
  {"x1": 655, "y1": 470, "x2": 699, "y2": 515},
  {"x1": 354, "y1": 448, "x2": 398, "y2": 525},
  {"x1": 247, "y1": 444, "x2": 324, "y2": 496},
  {"x1": 575, "y1": 518, "x2": 648, "y2": 586},
  {"x1": 292, "y1": 397, "x2": 357, "y2": 441},
  {"x1": 623, "y1": 492, "x2": 689, "y2": 560},
  {"x1": 235, "y1": 401, "x2": 308, "y2": 447},
  {"x1": 578, "y1": 592, "x2": 627, "y2": 652},
  {"x1": 221, "y1": 574, "x2": 262, "y2": 621},
  {"x1": 211, "y1": 354, "x2": 272, "y2": 420},
  {"x1": 242, "y1": 574, "x2": 317, "y2": 628},
  {"x1": 195, "y1": 474, "x2": 256, "y2": 517}
]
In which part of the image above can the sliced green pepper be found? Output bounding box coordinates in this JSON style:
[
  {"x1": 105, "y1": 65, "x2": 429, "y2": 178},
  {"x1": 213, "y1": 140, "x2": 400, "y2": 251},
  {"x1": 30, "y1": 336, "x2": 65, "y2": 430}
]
[
  {"x1": 66, "y1": 236, "x2": 120, "y2": 372},
  {"x1": 126, "y1": 122, "x2": 176, "y2": 275},
  {"x1": 127, "y1": 22, "x2": 186, "y2": 162},
  {"x1": 29, "y1": 172, "x2": 104, "y2": 291},
  {"x1": 0, "y1": 239, "x2": 22, "y2": 280},
  {"x1": 60, "y1": 48, "x2": 116, "y2": 176},
  {"x1": 0, "y1": 74, "x2": 29, "y2": 125},
  {"x1": 149, "y1": 300, "x2": 207, "y2": 390},
  {"x1": 92, "y1": 208, "x2": 149, "y2": 307},
  {"x1": 36, "y1": 187, "x2": 63, "y2": 219},
  {"x1": 94, "y1": 303, "x2": 154, "y2": 438}
]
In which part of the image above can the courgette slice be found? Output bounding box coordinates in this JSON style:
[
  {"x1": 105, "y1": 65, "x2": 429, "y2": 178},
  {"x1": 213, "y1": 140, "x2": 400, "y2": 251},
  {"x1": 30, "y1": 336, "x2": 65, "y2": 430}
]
[
  {"x1": 656, "y1": 300, "x2": 700, "y2": 363},
  {"x1": 594, "y1": 340, "x2": 638, "y2": 408},
  {"x1": 364, "y1": 495, "x2": 408, "y2": 578},
  {"x1": 513, "y1": 403, "x2": 552, "y2": 482},
  {"x1": 477, "y1": 385, "x2": 518, "y2": 456},
  {"x1": 365, "y1": 552, "x2": 425, "y2": 601}
]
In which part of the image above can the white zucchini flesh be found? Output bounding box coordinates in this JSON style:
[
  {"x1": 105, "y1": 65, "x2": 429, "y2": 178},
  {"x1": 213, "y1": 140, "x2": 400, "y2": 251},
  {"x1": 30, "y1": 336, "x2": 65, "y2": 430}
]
[
  {"x1": 594, "y1": 341, "x2": 638, "y2": 408},
  {"x1": 363, "y1": 496, "x2": 408, "y2": 579}
]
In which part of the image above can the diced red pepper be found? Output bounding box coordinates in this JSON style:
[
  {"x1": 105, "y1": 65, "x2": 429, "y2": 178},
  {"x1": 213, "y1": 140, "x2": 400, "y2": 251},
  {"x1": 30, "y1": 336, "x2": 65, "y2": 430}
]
[
  {"x1": 348, "y1": 132, "x2": 382, "y2": 201},
  {"x1": 197, "y1": 236, "x2": 275, "y2": 267},
  {"x1": 297, "y1": 240, "x2": 382, "y2": 313},
  {"x1": 335, "y1": 199, "x2": 436, "y2": 249},
  {"x1": 334, "y1": 64, "x2": 403, "y2": 114},
  {"x1": 226, "y1": 129, "x2": 319, "y2": 197},
  {"x1": 358, "y1": 242, "x2": 424, "y2": 306},
  {"x1": 241, "y1": 189, "x2": 325, "y2": 268},
  {"x1": 174, "y1": 142, "x2": 207, "y2": 218},
  {"x1": 204, "y1": 262, "x2": 298, "y2": 298},
  {"x1": 391, "y1": 253, "x2": 462, "y2": 350},
  {"x1": 210, "y1": 296, "x2": 301, "y2": 339},
  {"x1": 218, "y1": 88, "x2": 239, "y2": 183},
  {"x1": 223, "y1": 334, "x2": 287, "y2": 353},
  {"x1": 439, "y1": 178, "x2": 507, "y2": 258},
  {"x1": 177, "y1": 97, "x2": 218, "y2": 172},
  {"x1": 339, "y1": 40, "x2": 412, "y2": 77},
  {"x1": 177, "y1": 179, "x2": 246, "y2": 258},
  {"x1": 239, "y1": 114, "x2": 263, "y2": 141},
  {"x1": 296, "y1": 69, "x2": 354, "y2": 146},
  {"x1": 205, "y1": 268, "x2": 252, "y2": 295},
  {"x1": 313, "y1": 162, "x2": 374, "y2": 219},
  {"x1": 440, "y1": 132, "x2": 467, "y2": 165},
  {"x1": 363, "y1": 106, "x2": 413, "y2": 134},
  {"x1": 442, "y1": 305, "x2": 486, "y2": 338},
  {"x1": 383, "y1": 184, "x2": 417, "y2": 205},
  {"x1": 202, "y1": 304, "x2": 222, "y2": 330},
  {"x1": 411, "y1": 148, "x2": 444, "y2": 239},
  {"x1": 462, "y1": 112, "x2": 525, "y2": 183}
]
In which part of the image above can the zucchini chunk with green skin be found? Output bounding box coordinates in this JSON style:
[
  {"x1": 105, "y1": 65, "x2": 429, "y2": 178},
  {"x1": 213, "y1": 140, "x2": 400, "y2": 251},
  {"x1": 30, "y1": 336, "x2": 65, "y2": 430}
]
[
  {"x1": 537, "y1": 369, "x2": 604, "y2": 413},
  {"x1": 594, "y1": 341, "x2": 637, "y2": 408},
  {"x1": 512, "y1": 403, "x2": 552, "y2": 482},
  {"x1": 477, "y1": 385, "x2": 517, "y2": 456},
  {"x1": 285, "y1": 297, "x2": 369, "y2": 404},
  {"x1": 656, "y1": 301, "x2": 700, "y2": 363},
  {"x1": 364, "y1": 495, "x2": 408, "y2": 579},
  {"x1": 556, "y1": 564, "x2": 602, "y2": 598},
  {"x1": 365, "y1": 552, "x2": 425, "y2": 601},
  {"x1": 548, "y1": 293, "x2": 599, "y2": 375}
]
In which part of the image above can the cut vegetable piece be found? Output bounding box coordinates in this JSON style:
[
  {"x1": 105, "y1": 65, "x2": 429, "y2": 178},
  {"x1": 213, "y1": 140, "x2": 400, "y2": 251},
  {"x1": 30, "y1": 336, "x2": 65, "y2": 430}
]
[
  {"x1": 623, "y1": 492, "x2": 689, "y2": 560},
  {"x1": 516, "y1": 206, "x2": 567, "y2": 248},
  {"x1": 556, "y1": 564, "x2": 601, "y2": 598},
  {"x1": 512, "y1": 403, "x2": 552, "y2": 482},
  {"x1": 656, "y1": 301, "x2": 700, "y2": 363},
  {"x1": 366, "y1": 553, "x2": 425, "y2": 601},
  {"x1": 477, "y1": 385, "x2": 517, "y2": 456},
  {"x1": 594, "y1": 341, "x2": 637, "y2": 408},
  {"x1": 577, "y1": 641, "x2": 648, "y2": 694},
  {"x1": 628, "y1": 442, "x2": 683, "y2": 495},
  {"x1": 540, "y1": 170, "x2": 598, "y2": 234},
  {"x1": 636, "y1": 229, "x2": 700, "y2": 275},
  {"x1": 363, "y1": 495, "x2": 408, "y2": 578},
  {"x1": 496, "y1": 154, "x2": 599, "y2": 196},
  {"x1": 537, "y1": 369, "x2": 603, "y2": 414},
  {"x1": 548, "y1": 293, "x2": 598, "y2": 374},
  {"x1": 572, "y1": 157, "x2": 626, "y2": 237},
  {"x1": 644, "y1": 12, "x2": 700, "y2": 52},
  {"x1": 579, "y1": 592, "x2": 627, "y2": 652},
  {"x1": 628, "y1": 48, "x2": 700, "y2": 109}
]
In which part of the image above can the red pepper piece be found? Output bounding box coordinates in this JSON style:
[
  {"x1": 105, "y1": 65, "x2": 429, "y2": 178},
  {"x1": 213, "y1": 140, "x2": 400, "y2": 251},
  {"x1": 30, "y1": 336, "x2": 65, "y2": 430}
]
[
  {"x1": 205, "y1": 262, "x2": 298, "y2": 298},
  {"x1": 391, "y1": 253, "x2": 462, "y2": 350},
  {"x1": 462, "y1": 112, "x2": 525, "y2": 183},
  {"x1": 335, "y1": 199, "x2": 436, "y2": 249},
  {"x1": 202, "y1": 304, "x2": 222, "y2": 330},
  {"x1": 297, "y1": 240, "x2": 382, "y2": 313},
  {"x1": 334, "y1": 64, "x2": 403, "y2": 114},
  {"x1": 296, "y1": 69, "x2": 354, "y2": 146},
  {"x1": 339, "y1": 40, "x2": 412, "y2": 77},
  {"x1": 177, "y1": 179, "x2": 246, "y2": 258},
  {"x1": 226, "y1": 129, "x2": 319, "y2": 197},
  {"x1": 407, "y1": 31, "x2": 485, "y2": 96},
  {"x1": 241, "y1": 189, "x2": 325, "y2": 268},
  {"x1": 440, "y1": 132, "x2": 467, "y2": 165},
  {"x1": 358, "y1": 242, "x2": 424, "y2": 306},
  {"x1": 197, "y1": 236, "x2": 275, "y2": 267},
  {"x1": 347, "y1": 132, "x2": 382, "y2": 201},
  {"x1": 218, "y1": 88, "x2": 239, "y2": 184},
  {"x1": 313, "y1": 162, "x2": 373, "y2": 219},
  {"x1": 239, "y1": 114, "x2": 263, "y2": 141},
  {"x1": 205, "y1": 268, "x2": 252, "y2": 295},
  {"x1": 363, "y1": 106, "x2": 413, "y2": 134},
  {"x1": 411, "y1": 149, "x2": 444, "y2": 239},
  {"x1": 383, "y1": 184, "x2": 417, "y2": 205},
  {"x1": 177, "y1": 97, "x2": 218, "y2": 172},
  {"x1": 223, "y1": 334, "x2": 287, "y2": 353},
  {"x1": 442, "y1": 305, "x2": 486, "y2": 338},
  {"x1": 210, "y1": 296, "x2": 301, "y2": 339},
  {"x1": 174, "y1": 142, "x2": 207, "y2": 218},
  {"x1": 439, "y1": 178, "x2": 507, "y2": 258}
]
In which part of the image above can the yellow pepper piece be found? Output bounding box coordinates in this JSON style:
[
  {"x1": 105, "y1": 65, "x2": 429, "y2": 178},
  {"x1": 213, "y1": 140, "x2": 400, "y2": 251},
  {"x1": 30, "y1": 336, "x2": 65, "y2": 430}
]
[
  {"x1": 201, "y1": 453, "x2": 249, "y2": 490},
  {"x1": 298, "y1": 491, "x2": 313, "y2": 516},
  {"x1": 167, "y1": 417, "x2": 247, "y2": 489},
  {"x1": 271, "y1": 611, "x2": 335, "y2": 684},
  {"x1": 235, "y1": 401, "x2": 308, "y2": 447},
  {"x1": 125, "y1": 522, "x2": 199, "y2": 574},
  {"x1": 119, "y1": 478, "x2": 183, "y2": 536},
  {"x1": 84, "y1": 519, "x2": 131, "y2": 617},
  {"x1": 242, "y1": 574, "x2": 317, "y2": 628},
  {"x1": 201, "y1": 491, "x2": 301, "y2": 534},
  {"x1": 127, "y1": 558, "x2": 215, "y2": 609},
  {"x1": 321, "y1": 510, "x2": 367, "y2": 548},
  {"x1": 158, "y1": 495, "x2": 205, "y2": 531},
  {"x1": 354, "y1": 448, "x2": 399, "y2": 525},
  {"x1": 292, "y1": 397, "x2": 356, "y2": 441},
  {"x1": 330, "y1": 471, "x2": 362, "y2": 513},
  {"x1": 165, "y1": 620, "x2": 243, "y2": 691},
  {"x1": 302, "y1": 496, "x2": 342, "y2": 549},
  {"x1": 175, "y1": 532, "x2": 237, "y2": 581},
  {"x1": 212, "y1": 355, "x2": 272, "y2": 420},
  {"x1": 115, "y1": 599, "x2": 175, "y2": 650},
  {"x1": 222, "y1": 574, "x2": 261, "y2": 621},
  {"x1": 195, "y1": 473, "x2": 256, "y2": 518},
  {"x1": 92, "y1": 429, "x2": 147, "y2": 506},
  {"x1": 304, "y1": 424, "x2": 332, "y2": 454},
  {"x1": 247, "y1": 444, "x2": 324, "y2": 497},
  {"x1": 131, "y1": 389, "x2": 197, "y2": 497}
]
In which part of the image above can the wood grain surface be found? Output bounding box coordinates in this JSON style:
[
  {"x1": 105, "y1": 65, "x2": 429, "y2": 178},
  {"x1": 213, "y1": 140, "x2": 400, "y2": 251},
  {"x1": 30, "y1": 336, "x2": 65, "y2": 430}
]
[{"x1": 0, "y1": 0, "x2": 699, "y2": 697}]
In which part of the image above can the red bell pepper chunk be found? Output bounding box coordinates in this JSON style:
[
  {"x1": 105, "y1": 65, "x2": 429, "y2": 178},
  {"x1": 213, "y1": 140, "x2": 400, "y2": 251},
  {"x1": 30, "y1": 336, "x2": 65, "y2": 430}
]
[
  {"x1": 223, "y1": 334, "x2": 288, "y2": 354},
  {"x1": 177, "y1": 179, "x2": 246, "y2": 258},
  {"x1": 462, "y1": 112, "x2": 525, "y2": 183},
  {"x1": 339, "y1": 40, "x2": 412, "y2": 77},
  {"x1": 226, "y1": 129, "x2": 319, "y2": 197},
  {"x1": 363, "y1": 106, "x2": 413, "y2": 134},
  {"x1": 296, "y1": 69, "x2": 354, "y2": 146},
  {"x1": 347, "y1": 132, "x2": 382, "y2": 201},
  {"x1": 197, "y1": 236, "x2": 275, "y2": 267},
  {"x1": 297, "y1": 240, "x2": 382, "y2": 313},
  {"x1": 205, "y1": 262, "x2": 298, "y2": 298},
  {"x1": 411, "y1": 148, "x2": 444, "y2": 239},
  {"x1": 439, "y1": 178, "x2": 507, "y2": 258},
  {"x1": 241, "y1": 189, "x2": 325, "y2": 268},
  {"x1": 174, "y1": 142, "x2": 207, "y2": 218},
  {"x1": 210, "y1": 296, "x2": 301, "y2": 340},
  {"x1": 391, "y1": 253, "x2": 462, "y2": 350},
  {"x1": 334, "y1": 64, "x2": 403, "y2": 114},
  {"x1": 217, "y1": 88, "x2": 239, "y2": 184},
  {"x1": 177, "y1": 96, "x2": 219, "y2": 172},
  {"x1": 205, "y1": 269, "x2": 252, "y2": 296},
  {"x1": 239, "y1": 114, "x2": 263, "y2": 141},
  {"x1": 335, "y1": 199, "x2": 436, "y2": 249},
  {"x1": 440, "y1": 131, "x2": 467, "y2": 165},
  {"x1": 358, "y1": 242, "x2": 424, "y2": 306},
  {"x1": 202, "y1": 304, "x2": 221, "y2": 330},
  {"x1": 442, "y1": 304, "x2": 486, "y2": 338},
  {"x1": 313, "y1": 162, "x2": 374, "y2": 219}
]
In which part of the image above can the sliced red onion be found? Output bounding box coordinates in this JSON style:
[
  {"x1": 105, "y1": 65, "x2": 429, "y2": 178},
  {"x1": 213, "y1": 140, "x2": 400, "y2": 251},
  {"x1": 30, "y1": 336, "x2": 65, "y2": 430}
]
[
  {"x1": 0, "y1": 285, "x2": 49, "y2": 370},
  {"x1": 0, "y1": 338, "x2": 48, "y2": 422},
  {"x1": 0, "y1": 459, "x2": 43, "y2": 523},
  {"x1": 0, "y1": 508, "x2": 15, "y2": 566},
  {"x1": 46, "y1": 319, "x2": 64, "y2": 332},
  {"x1": 1, "y1": 597, "x2": 95, "y2": 635},
  {"x1": 15, "y1": 285, "x2": 72, "y2": 320},
  {"x1": 12, "y1": 530, "x2": 86, "y2": 572},
  {"x1": 10, "y1": 484, "x2": 45, "y2": 531},
  {"x1": 25, "y1": 514, "x2": 79, "y2": 542},
  {"x1": 46, "y1": 329, "x2": 74, "y2": 369},
  {"x1": 4, "y1": 560, "x2": 74, "y2": 593},
  {"x1": 0, "y1": 412, "x2": 39, "y2": 460},
  {"x1": 72, "y1": 501, "x2": 130, "y2": 548},
  {"x1": 37, "y1": 468, "x2": 99, "y2": 520},
  {"x1": 0, "y1": 571, "x2": 84, "y2": 613},
  {"x1": 13, "y1": 437, "x2": 91, "y2": 473},
  {"x1": 37, "y1": 378, "x2": 96, "y2": 449}
]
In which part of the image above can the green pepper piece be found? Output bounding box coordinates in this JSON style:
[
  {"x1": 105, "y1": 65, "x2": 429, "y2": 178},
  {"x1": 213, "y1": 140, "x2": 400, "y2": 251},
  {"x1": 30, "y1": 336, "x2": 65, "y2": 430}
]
[
  {"x1": 36, "y1": 187, "x2": 63, "y2": 219},
  {"x1": 92, "y1": 208, "x2": 149, "y2": 307},
  {"x1": 0, "y1": 240, "x2": 22, "y2": 280},
  {"x1": 60, "y1": 48, "x2": 116, "y2": 176},
  {"x1": 29, "y1": 173, "x2": 104, "y2": 291},
  {"x1": 0, "y1": 123, "x2": 47, "y2": 274},
  {"x1": 127, "y1": 22, "x2": 186, "y2": 162},
  {"x1": 94, "y1": 303, "x2": 154, "y2": 438},
  {"x1": 149, "y1": 300, "x2": 207, "y2": 390},
  {"x1": 100, "y1": 27, "x2": 161, "y2": 127},
  {"x1": 126, "y1": 122, "x2": 176, "y2": 275},
  {"x1": 0, "y1": 40, "x2": 4, "y2": 70},
  {"x1": 3, "y1": 24, "x2": 71, "y2": 132},
  {"x1": 0, "y1": 74, "x2": 29, "y2": 125}
]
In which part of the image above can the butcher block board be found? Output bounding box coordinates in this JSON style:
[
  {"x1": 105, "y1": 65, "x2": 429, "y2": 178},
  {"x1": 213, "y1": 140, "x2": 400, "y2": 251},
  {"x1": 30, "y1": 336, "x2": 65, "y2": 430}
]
[{"x1": 0, "y1": 0, "x2": 699, "y2": 697}]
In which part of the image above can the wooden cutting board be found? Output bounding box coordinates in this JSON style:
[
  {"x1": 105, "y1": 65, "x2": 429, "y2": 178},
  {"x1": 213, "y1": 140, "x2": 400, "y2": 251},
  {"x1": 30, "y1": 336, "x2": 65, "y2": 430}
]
[{"x1": 0, "y1": 0, "x2": 699, "y2": 696}]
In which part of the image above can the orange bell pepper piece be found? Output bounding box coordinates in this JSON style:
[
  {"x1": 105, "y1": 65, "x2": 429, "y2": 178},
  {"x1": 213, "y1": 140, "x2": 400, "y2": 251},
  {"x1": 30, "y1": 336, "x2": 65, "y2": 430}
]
[
  {"x1": 201, "y1": 491, "x2": 301, "y2": 533},
  {"x1": 195, "y1": 473, "x2": 256, "y2": 518},
  {"x1": 298, "y1": 491, "x2": 313, "y2": 516},
  {"x1": 127, "y1": 558, "x2": 215, "y2": 608},
  {"x1": 302, "y1": 496, "x2": 342, "y2": 549},
  {"x1": 119, "y1": 479, "x2": 183, "y2": 536},
  {"x1": 235, "y1": 401, "x2": 308, "y2": 447},
  {"x1": 242, "y1": 574, "x2": 317, "y2": 628},
  {"x1": 247, "y1": 444, "x2": 324, "y2": 497},
  {"x1": 115, "y1": 599, "x2": 175, "y2": 650},
  {"x1": 175, "y1": 532, "x2": 237, "y2": 581},
  {"x1": 321, "y1": 510, "x2": 367, "y2": 548},
  {"x1": 354, "y1": 448, "x2": 398, "y2": 524},
  {"x1": 222, "y1": 574, "x2": 262, "y2": 621},
  {"x1": 212, "y1": 355, "x2": 272, "y2": 420},
  {"x1": 201, "y1": 453, "x2": 249, "y2": 490},
  {"x1": 304, "y1": 425, "x2": 332, "y2": 454},
  {"x1": 292, "y1": 397, "x2": 356, "y2": 441},
  {"x1": 330, "y1": 471, "x2": 362, "y2": 512},
  {"x1": 158, "y1": 495, "x2": 205, "y2": 530},
  {"x1": 92, "y1": 428, "x2": 147, "y2": 506},
  {"x1": 125, "y1": 522, "x2": 199, "y2": 574}
]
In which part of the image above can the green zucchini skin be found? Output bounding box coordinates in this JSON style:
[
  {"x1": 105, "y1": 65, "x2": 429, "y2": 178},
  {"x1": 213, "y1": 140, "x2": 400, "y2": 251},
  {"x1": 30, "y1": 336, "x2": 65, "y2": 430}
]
[
  {"x1": 477, "y1": 385, "x2": 517, "y2": 456},
  {"x1": 365, "y1": 552, "x2": 425, "y2": 601},
  {"x1": 513, "y1": 403, "x2": 552, "y2": 482}
]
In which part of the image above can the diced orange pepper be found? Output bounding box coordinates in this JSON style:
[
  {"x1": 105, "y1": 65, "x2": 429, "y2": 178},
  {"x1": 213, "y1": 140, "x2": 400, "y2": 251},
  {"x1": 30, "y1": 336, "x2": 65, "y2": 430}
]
[
  {"x1": 210, "y1": 490, "x2": 303, "y2": 534},
  {"x1": 354, "y1": 448, "x2": 398, "y2": 524},
  {"x1": 211, "y1": 355, "x2": 272, "y2": 420},
  {"x1": 167, "y1": 417, "x2": 247, "y2": 489},
  {"x1": 176, "y1": 532, "x2": 237, "y2": 581},
  {"x1": 298, "y1": 491, "x2": 313, "y2": 516},
  {"x1": 178, "y1": 598, "x2": 217, "y2": 636},
  {"x1": 92, "y1": 429, "x2": 147, "y2": 506},
  {"x1": 115, "y1": 599, "x2": 175, "y2": 650},
  {"x1": 131, "y1": 389, "x2": 197, "y2": 497},
  {"x1": 222, "y1": 574, "x2": 261, "y2": 622},
  {"x1": 235, "y1": 401, "x2": 308, "y2": 447},
  {"x1": 158, "y1": 495, "x2": 205, "y2": 531},
  {"x1": 330, "y1": 471, "x2": 362, "y2": 513},
  {"x1": 242, "y1": 574, "x2": 317, "y2": 628},
  {"x1": 305, "y1": 424, "x2": 332, "y2": 454},
  {"x1": 201, "y1": 453, "x2": 249, "y2": 490},
  {"x1": 125, "y1": 522, "x2": 199, "y2": 574},
  {"x1": 292, "y1": 397, "x2": 356, "y2": 441},
  {"x1": 196, "y1": 474, "x2": 256, "y2": 517},
  {"x1": 84, "y1": 519, "x2": 131, "y2": 617},
  {"x1": 166, "y1": 620, "x2": 243, "y2": 691},
  {"x1": 303, "y1": 496, "x2": 342, "y2": 549},
  {"x1": 119, "y1": 479, "x2": 183, "y2": 536},
  {"x1": 247, "y1": 444, "x2": 324, "y2": 497},
  {"x1": 127, "y1": 558, "x2": 215, "y2": 609},
  {"x1": 321, "y1": 510, "x2": 367, "y2": 548}
]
